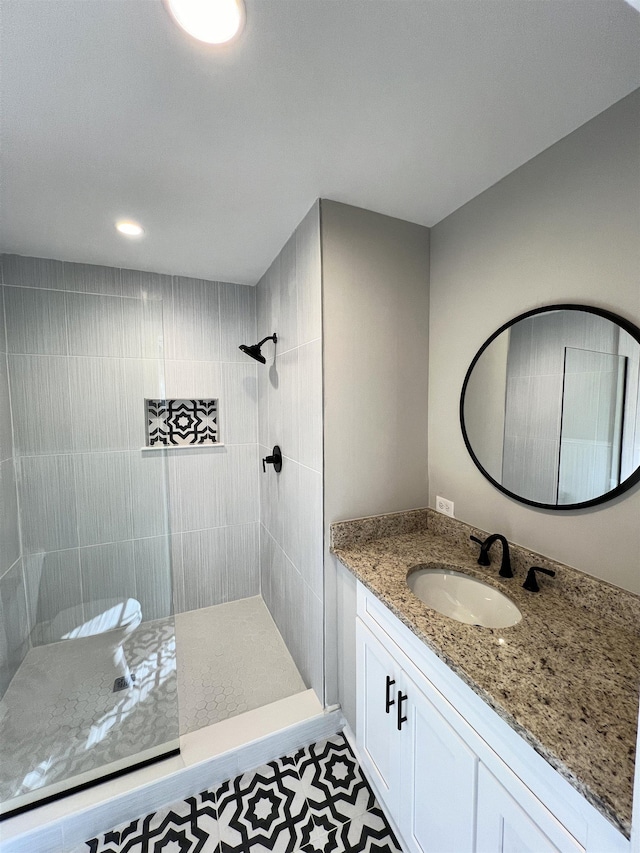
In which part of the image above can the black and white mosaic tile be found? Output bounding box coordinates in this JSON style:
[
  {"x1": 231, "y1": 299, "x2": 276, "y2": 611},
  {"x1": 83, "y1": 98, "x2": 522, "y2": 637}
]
[
  {"x1": 82, "y1": 734, "x2": 401, "y2": 853},
  {"x1": 146, "y1": 398, "x2": 219, "y2": 446}
]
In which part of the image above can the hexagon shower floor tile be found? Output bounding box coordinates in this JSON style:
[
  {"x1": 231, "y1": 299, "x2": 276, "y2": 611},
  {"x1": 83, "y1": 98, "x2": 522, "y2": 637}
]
[
  {"x1": 79, "y1": 734, "x2": 402, "y2": 853},
  {"x1": 0, "y1": 597, "x2": 306, "y2": 806}
]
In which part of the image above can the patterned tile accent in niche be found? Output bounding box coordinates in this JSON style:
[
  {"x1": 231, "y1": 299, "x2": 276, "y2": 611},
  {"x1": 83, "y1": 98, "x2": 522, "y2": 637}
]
[
  {"x1": 146, "y1": 398, "x2": 220, "y2": 446},
  {"x1": 81, "y1": 733, "x2": 402, "y2": 853}
]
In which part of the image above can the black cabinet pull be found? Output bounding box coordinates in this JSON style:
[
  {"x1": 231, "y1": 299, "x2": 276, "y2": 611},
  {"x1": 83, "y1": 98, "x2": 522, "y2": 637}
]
[
  {"x1": 397, "y1": 690, "x2": 408, "y2": 731},
  {"x1": 385, "y1": 676, "x2": 396, "y2": 713}
]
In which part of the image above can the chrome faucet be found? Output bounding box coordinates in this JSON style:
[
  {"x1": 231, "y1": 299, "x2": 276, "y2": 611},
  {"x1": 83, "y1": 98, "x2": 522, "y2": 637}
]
[{"x1": 470, "y1": 533, "x2": 513, "y2": 578}]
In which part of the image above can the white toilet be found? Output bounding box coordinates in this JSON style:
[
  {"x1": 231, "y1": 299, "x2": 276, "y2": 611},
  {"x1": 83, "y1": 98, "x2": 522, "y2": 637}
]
[{"x1": 49, "y1": 598, "x2": 143, "y2": 691}]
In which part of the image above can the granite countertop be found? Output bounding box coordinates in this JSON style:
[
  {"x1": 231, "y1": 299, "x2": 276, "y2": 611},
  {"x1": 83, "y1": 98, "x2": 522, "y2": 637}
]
[{"x1": 331, "y1": 509, "x2": 640, "y2": 838}]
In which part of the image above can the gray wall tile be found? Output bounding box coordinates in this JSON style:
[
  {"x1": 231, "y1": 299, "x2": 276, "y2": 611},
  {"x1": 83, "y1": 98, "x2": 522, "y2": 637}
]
[
  {"x1": 303, "y1": 587, "x2": 324, "y2": 695},
  {"x1": 62, "y1": 261, "x2": 122, "y2": 296},
  {"x1": 79, "y1": 541, "x2": 137, "y2": 620},
  {"x1": 0, "y1": 353, "x2": 13, "y2": 463},
  {"x1": 297, "y1": 340, "x2": 322, "y2": 473},
  {"x1": 277, "y1": 237, "x2": 298, "y2": 351},
  {"x1": 257, "y1": 257, "x2": 278, "y2": 348},
  {"x1": 259, "y1": 443, "x2": 284, "y2": 546},
  {"x1": 265, "y1": 360, "x2": 284, "y2": 451},
  {"x1": 23, "y1": 549, "x2": 83, "y2": 645},
  {"x1": 69, "y1": 358, "x2": 133, "y2": 452},
  {"x1": 1, "y1": 254, "x2": 66, "y2": 290},
  {"x1": 169, "y1": 277, "x2": 220, "y2": 361},
  {"x1": 74, "y1": 452, "x2": 133, "y2": 546},
  {"x1": 4, "y1": 286, "x2": 68, "y2": 355},
  {"x1": 170, "y1": 532, "x2": 185, "y2": 614},
  {"x1": 121, "y1": 268, "x2": 172, "y2": 301},
  {"x1": 168, "y1": 449, "x2": 228, "y2": 532},
  {"x1": 283, "y1": 554, "x2": 304, "y2": 669},
  {"x1": 226, "y1": 522, "x2": 260, "y2": 601},
  {"x1": 180, "y1": 526, "x2": 227, "y2": 611},
  {"x1": 0, "y1": 459, "x2": 20, "y2": 573},
  {"x1": 129, "y1": 451, "x2": 171, "y2": 540},
  {"x1": 19, "y1": 454, "x2": 78, "y2": 554},
  {"x1": 132, "y1": 535, "x2": 174, "y2": 622},
  {"x1": 257, "y1": 355, "x2": 270, "y2": 449},
  {"x1": 219, "y1": 282, "x2": 256, "y2": 362},
  {"x1": 256, "y1": 206, "x2": 324, "y2": 698},
  {"x1": 0, "y1": 285, "x2": 6, "y2": 353},
  {"x1": 66, "y1": 292, "x2": 126, "y2": 357},
  {"x1": 278, "y1": 347, "x2": 299, "y2": 461},
  {"x1": 224, "y1": 444, "x2": 260, "y2": 526},
  {"x1": 140, "y1": 294, "x2": 167, "y2": 359},
  {"x1": 297, "y1": 465, "x2": 323, "y2": 600},
  {"x1": 8, "y1": 354, "x2": 73, "y2": 455},
  {"x1": 0, "y1": 558, "x2": 30, "y2": 698},
  {"x1": 281, "y1": 458, "x2": 302, "y2": 569},
  {"x1": 163, "y1": 359, "x2": 221, "y2": 401},
  {"x1": 221, "y1": 362, "x2": 258, "y2": 445}
]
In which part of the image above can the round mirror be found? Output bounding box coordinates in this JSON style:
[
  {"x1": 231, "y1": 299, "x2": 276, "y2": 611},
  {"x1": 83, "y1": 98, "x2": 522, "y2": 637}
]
[{"x1": 460, "y1": 304, "x2": 640, "y2": 509}]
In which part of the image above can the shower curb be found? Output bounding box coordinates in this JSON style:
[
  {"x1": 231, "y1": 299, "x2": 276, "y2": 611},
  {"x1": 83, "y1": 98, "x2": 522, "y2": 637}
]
[{"x1": 2, "y1": 701, "x2": 343, "y2": 853}]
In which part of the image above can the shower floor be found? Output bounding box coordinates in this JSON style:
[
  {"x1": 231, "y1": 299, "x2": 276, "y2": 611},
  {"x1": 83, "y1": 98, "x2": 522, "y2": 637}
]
[{"x1": 0, "y1": 595, "x2": 307, "y2": 814}]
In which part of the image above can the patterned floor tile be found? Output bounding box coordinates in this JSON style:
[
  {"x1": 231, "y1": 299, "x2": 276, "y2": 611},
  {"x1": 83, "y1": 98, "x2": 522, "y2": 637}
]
[
  {"x1": 86, "y1": 790, "x2": 219, "y2": 853},
  {"x1": 296, "y1": 735, "x2": 376, "y2": 830},
  {"x1": 216, "y1": 757, "x2": 310, "y2": 852},
  {"x1": 300, "y1": 809, "x2": 401, "y2": 853},
  {"x1": 83, "y1": 734, "x2": 401, "y2": 853}
]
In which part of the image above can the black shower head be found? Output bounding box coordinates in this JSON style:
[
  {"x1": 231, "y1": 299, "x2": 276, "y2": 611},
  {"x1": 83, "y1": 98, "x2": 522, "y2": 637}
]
[
  {"x1": 239, "y1": 343, "x2": 266, "y2": 364},
  {"x1": 238, "y1": 333, "x2": 277, "y2": 364}
]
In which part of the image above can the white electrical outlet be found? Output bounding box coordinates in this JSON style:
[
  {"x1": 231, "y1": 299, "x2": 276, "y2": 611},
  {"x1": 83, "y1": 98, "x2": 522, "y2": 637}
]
[{"x1": 436, "y1": 496, "x2": 454, "y2": 517}]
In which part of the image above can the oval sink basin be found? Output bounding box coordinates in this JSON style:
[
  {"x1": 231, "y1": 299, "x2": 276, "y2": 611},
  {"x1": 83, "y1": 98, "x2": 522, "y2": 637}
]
[{"x1": 407, "y1": 566, "x2": 522, "y2": 628}]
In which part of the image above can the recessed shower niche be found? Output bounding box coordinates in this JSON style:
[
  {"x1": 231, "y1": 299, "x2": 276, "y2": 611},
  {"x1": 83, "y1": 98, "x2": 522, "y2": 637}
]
[{"x1": 145, "y1": 398, "x2": 220, "y2": 447}]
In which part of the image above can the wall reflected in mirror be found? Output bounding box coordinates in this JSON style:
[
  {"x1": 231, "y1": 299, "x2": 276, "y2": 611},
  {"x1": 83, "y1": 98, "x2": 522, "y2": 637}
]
[{"x1": 461, "y1": 306, "x2": 640, "y2": 509}]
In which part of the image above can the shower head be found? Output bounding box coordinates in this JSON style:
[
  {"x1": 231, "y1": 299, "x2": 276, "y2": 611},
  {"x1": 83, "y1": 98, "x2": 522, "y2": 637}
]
[{"x1": 239, "y1": 333, "x2": 277, "y2": 364}]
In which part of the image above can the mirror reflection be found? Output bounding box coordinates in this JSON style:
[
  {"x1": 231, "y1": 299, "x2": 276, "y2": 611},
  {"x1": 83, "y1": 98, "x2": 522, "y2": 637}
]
[{"x1": 461, "y1": 306, "x2": 640, "y2": 508}]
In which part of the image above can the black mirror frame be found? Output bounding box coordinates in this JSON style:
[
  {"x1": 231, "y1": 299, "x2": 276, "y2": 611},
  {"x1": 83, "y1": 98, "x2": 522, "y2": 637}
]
[{"x1": 460, "y1": 303, "x2": 640, "y2": 511}]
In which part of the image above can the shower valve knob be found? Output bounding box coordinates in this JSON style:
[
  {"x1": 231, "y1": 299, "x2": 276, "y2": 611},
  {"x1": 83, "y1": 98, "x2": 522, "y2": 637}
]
[{"x1": 262, "y1": 445, "x2": 282, "y2": 473}]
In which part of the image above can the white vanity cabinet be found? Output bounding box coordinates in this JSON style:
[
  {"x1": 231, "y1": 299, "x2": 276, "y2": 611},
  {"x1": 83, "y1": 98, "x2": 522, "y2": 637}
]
[
  {"x1": 358, "y1": 618, "x2": 477, "y2": 853},
  {"x1": 355, "y1": 584, "x2": 628, "y2": 853}
]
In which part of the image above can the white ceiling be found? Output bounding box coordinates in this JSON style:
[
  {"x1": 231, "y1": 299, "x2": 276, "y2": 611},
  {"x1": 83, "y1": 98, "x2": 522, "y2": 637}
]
[{"x1": 1, "y1": 1, "x2": 639, "y2": 285}]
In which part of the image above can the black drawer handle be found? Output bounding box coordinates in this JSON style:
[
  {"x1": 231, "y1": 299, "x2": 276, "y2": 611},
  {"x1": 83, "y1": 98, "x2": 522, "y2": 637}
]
[
  {"x1": 397, "y1": 691, "x2": 408, "y2": 730},
  {"x1": 385, "y1": 676, "x2": 396, "y2": 713}
]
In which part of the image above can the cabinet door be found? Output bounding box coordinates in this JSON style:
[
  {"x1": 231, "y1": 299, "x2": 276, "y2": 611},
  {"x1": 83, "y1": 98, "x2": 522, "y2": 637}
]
[
  {"x1": 356, "y1": 619, "x2": 404, "y2": 818},
  {"x1": 401, "y1": 671, "x2": 477, "y2": 853},
  {"x1": 476, "y1": 764, "x2": 584, "y2": 853}
]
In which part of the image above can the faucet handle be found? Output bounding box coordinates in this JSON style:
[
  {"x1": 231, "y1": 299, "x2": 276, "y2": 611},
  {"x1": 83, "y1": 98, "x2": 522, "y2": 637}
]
[
  {"x1": 523, "y1": 565, "x2": 556, "y2": 593},
  {"x1": 469, "y1": 535, "x2": 490, "y2": 566}
]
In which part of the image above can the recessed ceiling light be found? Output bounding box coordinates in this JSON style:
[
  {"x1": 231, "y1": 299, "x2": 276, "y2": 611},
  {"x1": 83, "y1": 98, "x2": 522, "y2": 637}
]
[
  {"x1": 165, "y1": 0, "x2": 245, "y2": 45},
  {"x1": 116, "y1": 220, "x2": 144, "y2": 238}
]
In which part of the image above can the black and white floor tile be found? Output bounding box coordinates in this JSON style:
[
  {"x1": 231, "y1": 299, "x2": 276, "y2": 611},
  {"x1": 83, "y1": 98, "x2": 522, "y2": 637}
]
[{"x1": 81, "y1": 733, "x2": 402, "y2": 853}]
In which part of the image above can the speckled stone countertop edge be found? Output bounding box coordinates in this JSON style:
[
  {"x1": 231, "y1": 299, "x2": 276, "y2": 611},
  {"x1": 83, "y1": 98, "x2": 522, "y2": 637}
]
[{"x1": 330, "y1": 507, "x2": 640, "y2": 838}]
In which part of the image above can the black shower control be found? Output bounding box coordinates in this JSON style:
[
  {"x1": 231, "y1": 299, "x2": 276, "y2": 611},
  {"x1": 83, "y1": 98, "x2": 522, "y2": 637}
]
[{"x1": 262, "y1": 445, "x2": 282, "y2": 473}]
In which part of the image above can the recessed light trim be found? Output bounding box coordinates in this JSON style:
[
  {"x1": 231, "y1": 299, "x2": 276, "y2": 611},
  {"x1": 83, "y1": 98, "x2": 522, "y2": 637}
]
[
  {"x1": 116, "y1": 220, "x2": 145, "y2": 238},
  {"x1": 165, "y1": 0, "x2": 245, "y2": 45}
]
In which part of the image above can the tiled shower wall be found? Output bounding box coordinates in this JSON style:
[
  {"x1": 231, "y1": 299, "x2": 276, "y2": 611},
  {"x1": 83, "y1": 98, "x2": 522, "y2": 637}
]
[
  {"x1": 0, "y1": 282, "x2": 28, "y2": 696},
  {"x1": 0, "y1": 254, "x2": 259, "y2": 648},
  {"x1": 257, "y1": 202, "x2": 324, "y2": 698}
]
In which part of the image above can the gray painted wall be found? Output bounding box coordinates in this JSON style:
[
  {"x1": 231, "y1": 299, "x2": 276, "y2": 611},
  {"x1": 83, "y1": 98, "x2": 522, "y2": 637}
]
[
  {"x1": 429, "y1": 89, "x2": 640, "y2": 593},
  {"x1": 0, "y1": 255, "x2": 260, "y2": 651},
  {"x1": 256, "y1": 202, "x2": 324, "y2": 699},
  {"x1": 322, "y1": 200, "x2": 430, "y2": 724}
]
